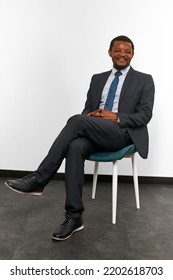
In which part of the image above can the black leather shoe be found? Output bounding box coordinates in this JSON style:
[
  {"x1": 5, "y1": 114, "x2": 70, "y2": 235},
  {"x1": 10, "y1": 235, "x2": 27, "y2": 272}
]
[
  {"x1": 52, "y1": 218, "x2": 84, "y2": 241},
  {"x1": 5, "y1": 174, "x2": 44, "y2": 196}
]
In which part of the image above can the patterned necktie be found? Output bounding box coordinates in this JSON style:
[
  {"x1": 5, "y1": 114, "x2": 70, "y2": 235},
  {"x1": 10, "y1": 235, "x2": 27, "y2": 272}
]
[{"x1": 104, "y1": 70, "x2": 122, "y2": 111}]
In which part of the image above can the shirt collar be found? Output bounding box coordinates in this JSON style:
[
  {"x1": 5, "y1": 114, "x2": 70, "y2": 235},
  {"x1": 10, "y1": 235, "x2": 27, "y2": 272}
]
[{"x1": 112, "y1": 65, "x2": 130, "y2": 75}]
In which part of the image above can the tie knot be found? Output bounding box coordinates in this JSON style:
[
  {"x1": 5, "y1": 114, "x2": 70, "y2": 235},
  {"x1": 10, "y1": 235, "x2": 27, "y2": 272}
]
[{"x1": 115, "y1": 70, "x2": 122, "y2": 78}]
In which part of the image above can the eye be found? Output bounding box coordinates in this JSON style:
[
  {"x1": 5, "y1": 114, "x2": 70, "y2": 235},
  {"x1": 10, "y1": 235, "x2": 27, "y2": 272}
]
[
  {"x1": 113, "y1": 49, "x2": 120, "y2": 53},
  {"x1": 125, "y1": 50, "x2": 132, "y2": 54}
]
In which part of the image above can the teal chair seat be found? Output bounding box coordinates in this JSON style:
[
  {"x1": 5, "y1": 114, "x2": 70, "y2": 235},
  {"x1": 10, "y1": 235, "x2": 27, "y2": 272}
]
[
  {"x1": 88, "y1": 144, "x2": 136, "y2": 162},
  {"x1": 87, "y1": 144, "x2": 140, "y2": 224}
]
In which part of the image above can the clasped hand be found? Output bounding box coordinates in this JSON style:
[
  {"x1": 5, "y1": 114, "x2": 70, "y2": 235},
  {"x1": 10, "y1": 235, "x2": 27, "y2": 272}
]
[{"x1": 88, "y1": 108, "x2": 118, "y2": 122}]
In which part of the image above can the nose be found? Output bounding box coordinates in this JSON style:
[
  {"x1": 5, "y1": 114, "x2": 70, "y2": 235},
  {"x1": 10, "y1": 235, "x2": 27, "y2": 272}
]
[{"x1": 119, "y1": 50, "x2": 127, "y2": 57}]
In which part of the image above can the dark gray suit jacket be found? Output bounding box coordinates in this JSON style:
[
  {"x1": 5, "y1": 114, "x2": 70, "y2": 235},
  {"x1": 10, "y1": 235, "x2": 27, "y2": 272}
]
[{"x1": 82, "y1": 67, "x2": 155, "y2": 159}]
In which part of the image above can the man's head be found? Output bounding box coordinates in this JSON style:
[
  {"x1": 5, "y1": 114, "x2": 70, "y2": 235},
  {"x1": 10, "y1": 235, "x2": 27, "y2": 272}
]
[{"x1": 108, "y1": 35, "x2": 134, "y2": 70}]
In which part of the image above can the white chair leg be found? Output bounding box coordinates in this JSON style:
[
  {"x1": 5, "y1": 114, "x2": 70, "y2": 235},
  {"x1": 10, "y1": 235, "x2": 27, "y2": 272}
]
[
  {"x1": 112, "y1": 160, "x2": 118, "y2": 224},
  {"x1": 92, "y1": 162, "x2": 99, "y2": 199},
  {"x1": 132, "y1": 153, "x2": 140, "y2": 209}
]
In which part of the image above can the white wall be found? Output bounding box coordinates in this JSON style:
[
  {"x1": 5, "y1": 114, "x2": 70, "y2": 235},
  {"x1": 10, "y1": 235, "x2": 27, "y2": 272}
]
[{"x1": 0, "y1": 0, "x2": 172, "y2": 177}]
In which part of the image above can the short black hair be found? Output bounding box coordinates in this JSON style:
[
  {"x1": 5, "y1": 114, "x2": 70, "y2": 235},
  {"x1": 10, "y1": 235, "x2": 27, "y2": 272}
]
[{"x1": 109, "y1": 35, "x2": 134, "y2": 52}]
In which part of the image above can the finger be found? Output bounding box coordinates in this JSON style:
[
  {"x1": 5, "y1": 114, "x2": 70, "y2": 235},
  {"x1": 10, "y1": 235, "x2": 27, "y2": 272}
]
[{"x1": 98, "y1": 108, "x2": 104, "y2": 112}]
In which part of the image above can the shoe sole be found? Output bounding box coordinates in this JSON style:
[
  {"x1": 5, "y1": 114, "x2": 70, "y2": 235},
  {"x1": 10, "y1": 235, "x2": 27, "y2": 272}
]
[
  {"x1": 5, "y1": 182, "x2": 43, "y2": 196},
  {"x1": 52, "y1": 224, "x2": 84, "y2": 241}
]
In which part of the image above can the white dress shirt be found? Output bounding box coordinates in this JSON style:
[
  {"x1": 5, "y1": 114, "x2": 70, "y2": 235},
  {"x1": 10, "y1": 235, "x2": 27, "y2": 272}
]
[{"x1": 99, "y1": 66, "x2": 130, "y2": 112}]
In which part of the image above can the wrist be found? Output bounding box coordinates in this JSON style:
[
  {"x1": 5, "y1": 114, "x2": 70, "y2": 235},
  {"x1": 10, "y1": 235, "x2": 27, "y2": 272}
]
[{"x1": 114, "y1": 113, "x2": 118, "y2": 122}]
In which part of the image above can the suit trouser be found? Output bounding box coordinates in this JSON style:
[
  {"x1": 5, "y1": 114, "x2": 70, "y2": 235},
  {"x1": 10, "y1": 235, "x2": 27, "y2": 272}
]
[{"x1": 34, "y1": 114, "x2": 132, "y2": 218}]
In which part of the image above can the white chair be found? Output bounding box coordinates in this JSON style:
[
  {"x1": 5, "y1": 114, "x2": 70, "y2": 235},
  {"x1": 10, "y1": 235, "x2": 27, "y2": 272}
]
[{"x1": 87, "y1": 144, "x2": 140, "y2": 224}]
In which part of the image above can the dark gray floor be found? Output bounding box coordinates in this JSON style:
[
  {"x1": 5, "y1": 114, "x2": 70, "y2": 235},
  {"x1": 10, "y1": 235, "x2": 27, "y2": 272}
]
[{"x1": 0, "y1": 177, "x2": 173, "y2": 260}]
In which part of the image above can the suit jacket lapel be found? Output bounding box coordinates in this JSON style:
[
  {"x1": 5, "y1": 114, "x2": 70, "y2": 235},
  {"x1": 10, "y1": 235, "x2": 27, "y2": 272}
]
[
  {"x1": 95, "y1": 71, "x2": 111, "y2": 108},
  {"x1": 118, "y1": 67, "x2": 135, "y2": 106}
]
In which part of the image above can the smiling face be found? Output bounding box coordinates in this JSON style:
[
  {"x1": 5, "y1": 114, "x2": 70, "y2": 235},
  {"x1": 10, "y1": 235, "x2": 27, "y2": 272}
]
[{"x1": 108, "y1": 40, "x2": 134, "y2": 70}]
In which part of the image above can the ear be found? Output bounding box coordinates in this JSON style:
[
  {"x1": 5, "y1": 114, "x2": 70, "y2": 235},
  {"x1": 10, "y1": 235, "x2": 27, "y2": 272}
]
[{"x1": 108, "y1": 50, "x2": 112, "y2": 57}]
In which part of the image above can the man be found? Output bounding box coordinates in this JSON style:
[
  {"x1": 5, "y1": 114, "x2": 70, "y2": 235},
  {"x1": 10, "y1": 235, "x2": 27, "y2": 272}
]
[{"x1": 5, "y1": 35, "x2": 155, "y2": 241}]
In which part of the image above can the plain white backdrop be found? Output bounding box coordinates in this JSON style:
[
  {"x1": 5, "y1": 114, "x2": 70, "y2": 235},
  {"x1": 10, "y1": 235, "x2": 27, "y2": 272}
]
[{"x1": 0, "y1": 0, "x2": 173, "y2": 177}]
